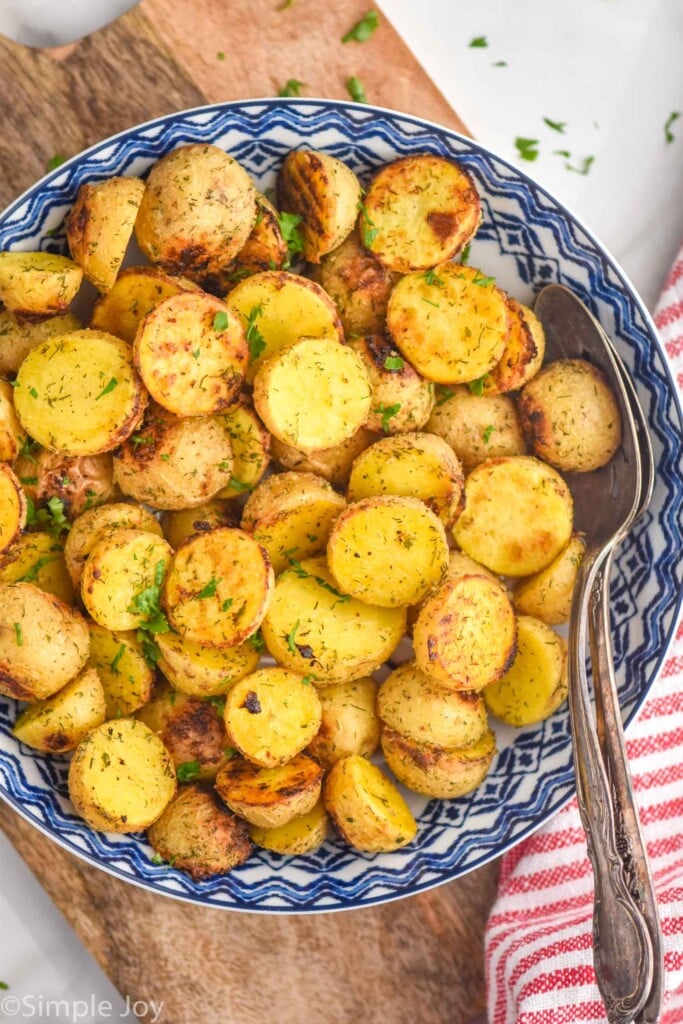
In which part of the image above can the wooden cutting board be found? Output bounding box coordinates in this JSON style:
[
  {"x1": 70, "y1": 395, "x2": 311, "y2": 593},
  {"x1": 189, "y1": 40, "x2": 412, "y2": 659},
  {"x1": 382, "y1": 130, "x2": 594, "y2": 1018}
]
[{"x1": 0, "y1": 4, "x2": 498, "y2": 1023}]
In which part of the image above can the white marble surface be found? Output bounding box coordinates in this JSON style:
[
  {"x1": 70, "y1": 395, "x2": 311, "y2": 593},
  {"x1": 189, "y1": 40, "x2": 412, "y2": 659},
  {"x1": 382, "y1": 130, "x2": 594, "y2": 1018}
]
[{"x1": 0, "y1": 2, "x2": 682, "y2": 1020}]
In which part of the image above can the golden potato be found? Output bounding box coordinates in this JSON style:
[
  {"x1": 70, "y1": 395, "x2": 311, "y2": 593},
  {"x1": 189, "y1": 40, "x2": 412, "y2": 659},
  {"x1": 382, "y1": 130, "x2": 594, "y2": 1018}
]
[
  {"x1": 147, "y1": 783, "x2": 252, "y2": 878},
  {"x1": 0, "y1": 251, "x2": 83, "y2": 317},
  {"x1": 160, "y1": 499, "x2": 236, "y2": 550},
  {"x1": 0, "y1": 532, "x2": 73, "y2": 605},
  {"x1": 64, "y1": 501, "x2": 163, "y2": 587},
  {"x1": 324, "y1": 755, "x2": 417, "y2": 852},
  {"x1": 484, "y1": 615, "x2": 568, "y2": 726},
  {"x1": 327, "y1": 495, "x2": 448, "y2": 607},
  {"x1": 224, "y1": 193, "x2": 287, "y2": 281},
  {"x1": 0, "y1": 378, "x2": 26, "y2": 461},
  {"x1": 307, "y1": 677, "x2": 380, "y2": 765},
  {"x1": 381, "y1": 726, "x2": 496, "y2": 799},
  {"x1": 14, "y1": 448, "x2": 116, "y2": 520},
  {"x1": 269, "y1": 426, "x2": 378, "y2": 489},
  {"x1": 163, "y1": 527, "x2": 273, "y2": 648},
  {"x1": 214, "y1": 403, "x2": 270, "y2": 498},
  {"x1": 14, "y1": 329, "x2": 147, "y2": 456},
  {"x1": 518, "y1": 358, "x2": 622, "y2": 472},
  {"x1": 136, "y1": 681, "x2": 232, "y2": 780},
  {"x1": 387, "y1": 264, "x2": 509, "y2": 384},
  {"x1": 482, "y1": 298, "x2": 545, "y2": 395},
  {"x1": 66, "y1": 176, "x2": 145, "y2": 292},
  {"x1": 0, "y1": 310, "x2": 81, "y2": 376},
  {"x1": 0, "y1": 582, "x2": 89, "y2": 700},
  {"x1": 155, "y1": 631, "x2": 258, "y2": 698},
  {"x1": 215, "y1": 752, "x2": 324, "y2": 827},
  {"x1": 13, "y1": 666, "x2": 105, "y2": 753},
  {"x1": 361, "y1": 155, "x2": 480, "y2": 272},
  {"x1": 223, "y1": 667, "x2": 322, "y2": 767},
  {"x1": 346, "y1": 335, "x2": 435, "y2": 435},
  {"x1": 86, "y1": 621, "x2": 155, "y2": 718},
  {"x1": 427, "y1": 386, "x2": 526, "y2": 472},
  {"x1": 277, "y1": 150, "x2": 362, "y2": 262},
  {"x1": 0, "y1": 464, "x2": 26, "y2": 555},
  {"x1": 453, "y1": 456, "x2": 574, "y2": 576},
  {"x1": 68, "y1": 718, "x2": 176, "y2": 832},
  {"x1": 250, "y1": 799, "x2": 329, "y2": 855},
  {"x1": 135, "y1": 143, "x2": 257, "y2": 280},
  {"x1": 316, "y1": 229, "x2": 400, "y2": 336},
  {"x1": 90, "y1": 266, "x2": 199, "y2": 343},
  {"x1": 514, "y1": 534, "x2": 586, "y2": 625}
]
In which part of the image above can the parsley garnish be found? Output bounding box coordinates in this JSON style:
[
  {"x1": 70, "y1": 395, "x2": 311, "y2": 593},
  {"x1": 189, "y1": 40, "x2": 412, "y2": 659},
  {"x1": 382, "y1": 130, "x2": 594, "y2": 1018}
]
[
  {"x1": 26, "y1": 496, "x2": 70, "y2": 539},
  {"x1": 472, "y1": 270, "x2": 495, "y2": 287},
  {"x1": 515, "y1": 137, "x2": 539, "y2": 162},
  {"x1": 287, "y1": 619, "x2": 301, "y2": 654},
  {"x1": 213, "y1": 310, "x2": 229, "y2": 332},
  {"x1": 0, "y1": 982, "x2": 9, "y2": 990},
  {"x1": 28, "y1": 387, "x2": 38, "y2": 399},
  {"x1": 217, "y1": 51, "x2": 225, "y2": 61},
  {"x1": 565, "y1": 155, "x2": 595, "y2": 176},
  {"x1": 492, "y1": 60, "x2": 507, "y2": 67},
  {"x1": 128, "y1": 560, "x2": 170, "y2": 667},
  {"x1": 278, "y1": 0, "x2": 294, "y2": 8},
  {"x1": 468, "y1": 376, "x2": 487, "y2": 396},
  {"x1": 95, "y1": 377, "x2": 118, "y2": 400},
  {"x1": 207, "y1": 696, "x2": 227, "y2": 715},
  {"x1": 110, "y1": 643, "x2": 126, "y2": 673},
  {"x1": 277, "y1": 211, "x2": 305, "y2": 267},
  {"x1": 422, "y1": 268, "x2": 444, "y2": 286},
  {"x1": 346, "y1": 77, "x2": 368, "y2": 104},
  {"x1": 18, "y1": 437, "x2": 39, "y2": 463},
  {"x1": 13, "y1": 623, "x2": 23, "y2": 646},
  {"x1": 665, "y1": 111, "x2": 680, "y2": 143},
  {"x1": 46, "y1": 154, "x2": 66, "y2": 171},
  {"x1": 17, "y1": 554, "x2": 59, "y2": 583},
  {"x1": 460, "y1": 242, "x2": 472, "y2": 265},
  {"x1": 279, "y1": 79, "x2": 305, "y2": 97},
  {"x1": 383, "y1": 355, "x2": 404, "y2": 371},
  {"x1": 469, "y1": 36, "x2": 488, "y2": 48},
  {"x1": 483, "y1": 424, "x2": 495, "y2": 444},
  {"x1": 195, "y1": 576, "x2": 221, "y2": 600},
  {"x1": 176, "y1": 760, "x2": 201, "y2": 782},
  {"x1": 228, "y1": 476, "x2": 251, "y2": 494},
  {"x1": 250, "y1": 629, "x2": 266, "y2": 653},
  {"x1": 287, "y1": 557, "x2": 350, "y2": 602},
  {"x1": 435, "y1": 387, "x2": 455, "y2": 407},
  {"x1": 221, "y1": 597, "x2": 234, "y2": 612},
  {"x1": 19, "y1": 476, "x2": 38, "y2": 486},
  {"x1": 150, "y1": 853, "x2": 165, "y2": 865},
  {"x1": 342, "y1": 10, "x2": 379, "y2": 43},
  {"x1": 374, "y1": 402, "x2": 401, "y2": 431},
  {"x1": 543, "y1": 117, "x2": 566, "y2": 133},
  {"x1": 357, "y1": 200, "x2": 379, "y2": 246},
  {"x1": 130, "y1": 434, "x2": 153, "y2": 451},
  {"x1": 245, "y1": 304, "x2": 267, "y2": 362}
]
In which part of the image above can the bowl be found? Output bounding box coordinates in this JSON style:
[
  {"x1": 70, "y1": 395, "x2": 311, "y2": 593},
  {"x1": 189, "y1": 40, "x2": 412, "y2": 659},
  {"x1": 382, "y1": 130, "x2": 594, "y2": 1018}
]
[{"x1": 1, "y1": 98, "x2": 681, "y2": 913}]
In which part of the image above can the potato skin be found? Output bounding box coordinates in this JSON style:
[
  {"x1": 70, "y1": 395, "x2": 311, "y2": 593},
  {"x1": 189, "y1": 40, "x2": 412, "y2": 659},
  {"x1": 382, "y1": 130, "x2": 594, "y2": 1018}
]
[
  {"x1": 250, "y1": 799, "x2": 329, "y2": 855},
  {"x1": 0, "y1": 464, "x2": 26, "y2": 555},
  {"x1": 160, "y1": 499, "x2": 237, "y2": 550},
  {"x1": 155, "y1": 631, "x2": 258, "y2": 698},
  {"x1": 514, "y1": 534, "x2": 586, "y2": 625},
  {"x1": 0, "y1": 378, "x2": 26, "y2": 461},
  {"x1": 307, "y1": 677, "x2": 380, "y2": 766},
  {"x1": 0, "y1": 532, "x2": 74, "y2": 605},
  {"x1": 381, "y1": 726, "x2": 496, "y2": 799},
  {"x1": 482, "y1": 299, "x2": 545, "y2": 395},
  {"x1": 64, "y1": 501, "x2": 163, "y2": 587},
  {"x1": 316, "y1": 230, "x2": 400, "y2": 336},
  {"x1": 277, "y1": 150, "x2": 362, "y2": 262},
  {"x1": 12, "y1": 666, "x2": 106, "y2": 753},
  {"x1": 214, "y1": 402, "x2": 270, "y2": 499},
  {"x1": 224, "y1": 193, "x2": 287, "y2": 281},
  {"x1": 90, "y1": 266, "x2": 199, "y2": 343},
  {"x1": 324, "y1": 755, "x2": 417, "y2": 853},
  {"x1": 215, "y1": 752, "x2": 324, "y2": 828},
  {"x1": 269, "y1": 426, "x2": 378, "y2": 489},
  {"x1": 427, "y1": 386, "x2": 526, "y2": 472},
  {"x1": 484, "y1": 615, "x2": 568, "y2": 726},
  {"x1": 147, "y1": 783, "x2": 252, "y2": 879},
  {"x1": 0, "y1": 310, "x2": 81, "y2": 377},
  {"x1": 0, "y1": 252, "x2": 83, "y2": 317},
  {"x1": 136, "y1": 682, "x2": 232, "y2": 780},
  {"x1": 86, "y1": 621, "x2": 155, "y2": 718},
  {"x1": 347, "y1": 335, "x2": 435, "y2": 434},
  {"x1": 14, "y1": 448, "x2": 116, "y2": 520},
  {"x1": 66, "y1": 177, "x2": 145, "y2": 293}
]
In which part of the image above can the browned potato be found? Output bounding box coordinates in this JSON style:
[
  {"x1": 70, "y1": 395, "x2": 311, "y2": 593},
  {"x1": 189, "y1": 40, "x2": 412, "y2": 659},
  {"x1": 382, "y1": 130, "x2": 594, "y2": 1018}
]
[
  {"x1": 0, "y1": 378, "x2": 26, "y2": 461},
  {"x1": 160, "y1": 499, "x2": 237, "y2": 549},
  {"x1": 136, "y1": 681, "x2": 232, "y2": 780},
  {"x1": 315, "y1": 229, "x2": 400, "y2": 336},
  {"x1": 0, "y1": 532, "x2": 74, "y2": 605},
  {"x1": 147, "y1": 783, "x2": 252, "y2": 878},
  {"x1": 64, "y1": 501, "x2": 163, "y2": 587},
  {"x1": 484, "y1": 616, "x2": 567, "y2": 726},
  {"x1": 0, "y1": 464, "x2": 26, "y2": 555},
  {"x1": 307, "y1": 677, "x2": 380, "y2": 765},
  {"x1": 66, "y1": 176, "x2": 145, "y2": 292},
  {"x1": 224, "y1": 193, "x2": 287, "y2": 281},
  {"x1": 518, "y1": 358, "x2": 622, "y2": 472},
  {"x1": 90, "y1": 266, "x2": 200, "y2": 343},
  {"x1": 250, "y1": 799, "x2": 329, "y2": 855},
  {"x1": 324, "y1": 755, "x2": 417, "y2": 852},
  {"x1": 482, "y1": 298, "x2": 545, "y2": 395},
  {"x1": 12, "y1": 666, "x2": 106, "y2": 753},
  {"x1": 514, "y1": 534, "x2": 586, "y2": 625},
  {"x1": 14, "y1": 448, "x2": 116, "y2": 520},
  {"x1": 269, "y1": 426, "x2": 378, "y2": 489},
  {"x1": 87, "y1": 621, "x2": 155, "y2": 718},
  {"x1": 0, "y1": 251, "x2": 83, "y2": 317},
  {"x1": 0, "y1": 310, "x2": 81, "y2": 376},
  {"x1": 215, "y1": 753, "x2": 324, "y2": 827},
  {"x1": 277, "y1": 150, "x2": 362, "y2": 262},
  {"x1": 347, "y1": 335, "x2": 435, "y2": 434},
  {"x1": 155, "y1": 631, "x2": 258, "y2": 698},
  {"x1": 81, "y1": 528, "x2": 173, "y2": 632},
  {"x1": 427, "y1": 386, "x2": 526, "y2": 472},
  {"x1": 214, "y1": 402, "x2": 270, "y2": 498},
  {"x1": 381, "y1": 726, "x2": 496, "y2": 798}
]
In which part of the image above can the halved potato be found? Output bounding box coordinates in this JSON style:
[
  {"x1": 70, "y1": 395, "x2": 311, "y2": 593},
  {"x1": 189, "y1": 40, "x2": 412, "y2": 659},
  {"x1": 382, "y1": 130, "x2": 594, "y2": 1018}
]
[
  {"x1": 147, "y1": 783, "x2": 252, "y2": 878},
  {"x1": 223, "y1": 667, "x2": 322, "y2": 767},
  {"x1": 241, "y1": 471, "x2": 346, "y2": 573},
  {"x1": 163, "y1": 527, "x2": 273, "y2": 648},
  {"x1": 482, "y1": 298, "x2": 545, "y2": 395},
  {"x1": 307, "y1": 677, "x2": 380, "y2": 766},
  {"x1": 346, "y1": 335, "x2": 435, "y2": 434},
  {"x1": 136, "y1": 681, "x2": 232, "y2": 780},
  {"x1": 0, "y1": 310, "x2": 81, "y2": 376},
  {"x1": 13, "y1": 665, "x2": 105, "y2": 753},
  {"x1": 68, "y1": 718, "x2": 176, "y2": 832},
  {"x1": 14, "y1": 329, "x2": 147, "y2": 456},
  {"x1": 215, "y1": 403, "x2": 270, "y2": 498},
  {"x1": 250, "y1": 799, "x2": 329, "y2": 855},
  {"x1": 0, "y1": 378, "x2": 26, "y2": 461},
  {"x1": 155, "y1": 630, "x2": 258, "y2": 697},
  {"x1": 86, "y1": 621, "x2": 155, "y2": 718},
  {"x1": 269, "y1": 426, "x2": 378, "y2": 489},
  {"x1": 215, "y1": 752, "x2": 324, "y2": 827},
  {"x1": 427, "y1": 386, "x2": 526, "y2": 472},
  {"x1": 361, "y1": 155, "x2": 481, "y2": 272},
  {"x1": 514, "y1": 534, "x2": 586, "y2": 625},
  {"x1": 324, "y1": 755, "x2": 417, "y2": 853},
  {"x1": 14, "y1": 448, "x2": 116, "y2": 520},
  {"x1": 315, "y1": 229, "x2": 401, "y2": 336},
  {"x1": 413, "y1": 574, "x2": 517, "y2": 691},
  {"x1": 66, "y1": 176, "x2": 145, "y2": 293},
  {"x1": 327, "y1": 495, "x2": 448, "y2": 607},
  {"x1": 160, "y1": 499, "x2": 237, "y2": 550},
  {"x1": 90, "y1": 266, "x2": 199, "y2": 343},
  {"x1": 452, "y1": 456, "x2": 574, "y2": 577},
  {"x1": 64, "y1": 501, "x2": 163, "y2": 587},
  {"x1": 134, "y1": 292, "x2": 247, "y2": 416},
  {"x1": 387, "y1": 264, "x2": 510, "y2": 385},
  {"x1": 0, "y1": 464, "x2": 26, "y2": 555},
  {"x1": 224, "y1": 193, "x2": 287, "y2": 280},
  {"x1": 484, "y1": 615, "x2": 568, "y2": 726},
  {"x1": 381, "y1": 725, "x2": 496, "y2": 798},
  {"x1": 277, "y1": 150, "x2": 362, "y2": 262},
  {"x1": 0, "y1": 532, "x2": 73, "y2": 604},
  {"x1": 0, "y1": 251, "x2": 83, "y2": 317}
]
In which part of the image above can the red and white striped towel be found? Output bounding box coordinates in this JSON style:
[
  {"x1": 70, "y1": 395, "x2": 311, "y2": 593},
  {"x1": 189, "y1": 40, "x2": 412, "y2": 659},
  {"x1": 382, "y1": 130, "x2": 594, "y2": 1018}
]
[{"x1": 485, "y1": 252, "x2": 683, "y2": 1024}]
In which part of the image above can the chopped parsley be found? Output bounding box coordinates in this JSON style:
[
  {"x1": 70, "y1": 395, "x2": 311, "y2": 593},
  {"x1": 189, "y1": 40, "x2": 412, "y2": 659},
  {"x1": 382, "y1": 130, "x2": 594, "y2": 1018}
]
[
  {"x1": 472, "y1": 270, "x2": 495, "y2": 287},
  {"x1": 95, "y1": 377, "x2": 118, "y2": 400},
  {"x1": 130, "y1": 434, "x2": 154, "y2": 451},
  {"x1": 543, "y1": 117, "x2": 566, "y2": 133},
  {"x1": 665, "y1": 111, "x2": 680, "y2": 143},
  {"x1": 469, "y1": 36, "x2": 488, "y2": 48},
  {"x1": 279, "y1": 79, "x2": 305, "y2": 97},
  {"x1": 228, "y1": 476, "x2": 251, "y2": 494},
  {"x1": 565, "y1": 155, "x2": 595, "y2": 176},
  {"x1": 383, "y1": 355, "x2": 404, "y2": 371},
  {"x1": 221, "y1": 597, "x2": 234, "y2": 612},
  {"x1": 492, "y1": 60, "x2": 507, "y2": 67},
  {"x1": 357, "y1": 199, "x2": 378, "y2": 246},
  {"x1": 250, "y1": 629, "x2": 266, "y2": 653},
  {"x1": 342, "y1": 10, "x2": 379, "y2": 44},
  {"x1": 278, "y1": 0, "x2": 294, "y2": 8},
  {"x1": 245, "y1": 304, "x2": 267, "y2": 362},
  {"x1": 46, "y1": 154, "x2": 66, "y2": 171},
  {"x1": 346, "y1": 76, "x2": 368, "y2": 104},
  {"x1": 374, "y1": 402, "x2": 401, "y2": 431},
  {"x1": 110, "y1": 643, "x2": 126, "y2": 673},
  {"x1": 459, "y1": 242, "x2": 472, "y2": 265},
  {"x1": 213, "y1": 310, "x2": 229, "y2": 332},
  {"x1": 277, "y1": 210, "x2": 305, "y2": 267},
  {"x1": 483, "y1": 424, "x2": 495, "y2": 444},
  {"x1": 176, "y1": 761, "x2": 201, "y2": 782},
  {"x1": 18, "y1": 437, "x2": 40, "y2": 463},
  {"x1": 515, "y1": 137, "x2": 539, "y2": 162},
  {"x1": 286, "y1": 619, "x2": 301, "y2": 654},
  {"x1": 422, "y1": 268, "x2": 444, "y2": 286},
  {"x1": 287, "y1": 557, "x2": 350, "y2": 602},
  {"x1": 194, "y1": 576, "x2": 221, "y2": 599},
  {"x1": 468, "y1": 376, "x2": 487, "y2": 396},
  {"x1": 0, "y1": 982, "x2": 8, "y2": 990},
  {"x1": 13, "y1": 623, "x2": 23, "y2": 646},
  {"x1": 207, "y1": 696, "x2": 227, "y2": 715},
  {"x1": 26, "y1": 496, "x2": 70, "y2": 539},
  {"x1": 18, "y1": 554, "x2": 59, "y2": 583},
  {"x1": 435, "y1": 386, "x2": 456, "y2": 407},
  {"x1": 150, "y1": 853, "x2": 165, "y2": 865},
  {"x1": 128, "y1": 560, "x2": 170, "y2": 667},
  {"x1": 28, "y1": 387, "x2": 38, "y2": 399},
  {"x1": 217, "y1": 51, "x2": 225, "y2": 60}
]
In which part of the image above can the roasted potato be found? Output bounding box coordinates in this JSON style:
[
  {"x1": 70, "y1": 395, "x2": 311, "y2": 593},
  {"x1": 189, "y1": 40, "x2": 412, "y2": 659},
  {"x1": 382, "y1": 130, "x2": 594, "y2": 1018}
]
[
  {"x1": 0, "y1": 582, "x2": 89, "y2": 700},
  {"x1": 381, "y1": 725, "x2": 496, "y2": 798},
  {"x1": 250, "y1": 799, "x2": 329, "y2": 855},
  {"x1": 361, "y1": 155, "x2": 480, "y2": 272},
  {"x1": 0, "y1": 310, "x2": 81, "y2": 376},
  {"x1": 163, "y1": 527, "x2": 273, "y2": 648},
  {"x1": 253, "y1": 337, "x2": 371, "y2": 452},
  {"x1": 0, "y1": 378, "x2": 26, "y2": 461},
  {"x1": 452, "y1": 456, "x2": 574, "y2": 576},
  {"x1": 518, "y1": 358, "x2": 622, "y2": 472},
  {"x1": 307, "y1": 677, "x2": 380, "y2": 766},
  {"x1": 269, "y1": 426, "x2": 378, "y2": 489},
  {"x1": 223, "y1": 193, "x2": 287, "y2": 281},
  {"x1": 324, "y1": 755, "x2": 417, "y2": 852},
  {"x1": 484, "y1": 615, "x2": 568, "y2": 726},
  {"x1": 86, "y1": 621, "x2": 155, "y2": 718},
  {"x1": 0, "y1": 531, "x2": 73, "y2": 605},
  {"x1": 160, "y1": 499, "x2": 236, "y2": 550},
  {"x1": 136, "y1": 681, "x2": 232, "y2": 780},
  {"x1": 66, "y1": 176, "x2": 145, "y2": 292},
  {"x1": 14, "y1": 448, "x2": 116, "y2": 520},
  {"x1": 0, "y1": 251, "x2": 83, "y2": 317},
  {"x1": 0, "y1": 464, "x2": 26, "y2": 555},
  {"x1": 155, "y1": 630, "x2": 258, "y2": 697},
  {"x1": 13, "y1": 666, "x2": 106, "y2": 753},
  {"x1": 277, "y1": 150, "x2": 362, "y2": 262},
  {"x1": 315, "y1": 229, "x2": 400, "y2": 336},
  {"x1": 346, "y1": 335, "x2": 435, "y2": 434},
  {"x1": 427, "y1": 386, "x2": 526, "y2": 472},
  {"x1": 90, "y1": 266, "x2": 199, "y2": 343},
  {"x1": 215, "y1": 752, "x2": 324, "y2": 827},
  {"x1": 327, "y1": 495, "x2": 449, "y2": 607},
  {"x1": 64, "y1": 501, "x2": 163, "y2": 587},
  {"x1": 147, "y1": 783, "x2": 252, "y2": 878},
  {"x1": 514, "y1": 534, "x2": 586, "y2": 625},
  {"x1": 482, "y1": 298, "x2": 545, "y2": 395},
  {"x1": 134, "y1": 143, "x2": 257, "y2": 280},
  {"x1": 14, "y1": 329, "x2": 147, "y2": 456},
  {"x1": 223, "y1": 667, "x2": 322, "y2": 767},
  {"x1": 68, "y1": 718, "x2": 176, "y2": 832},
  {"x1": 215, "y1": 402, "x2": 270, "y2": 498}
]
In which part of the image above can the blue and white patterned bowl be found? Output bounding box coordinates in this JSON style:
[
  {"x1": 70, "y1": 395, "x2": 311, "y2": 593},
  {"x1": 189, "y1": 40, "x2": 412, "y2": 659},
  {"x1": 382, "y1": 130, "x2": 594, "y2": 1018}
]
[{"x1": 1, "y1": 99, "x2": 682, "y2": 913}]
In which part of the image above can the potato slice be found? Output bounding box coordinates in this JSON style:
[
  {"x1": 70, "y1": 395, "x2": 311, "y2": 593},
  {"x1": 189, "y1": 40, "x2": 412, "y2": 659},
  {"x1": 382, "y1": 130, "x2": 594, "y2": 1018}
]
[
  {"x1": 163, "y1": 527, "x2": 273, "y2": 648},
  {"x1": 65, "y1": 501, "x2": 163, "y2": 587},
  {"x1": 134, "y1": 143, "x2": 257, "y2": 280},
  {"x1": 347, "y1": 335, "x2": 435, "y2": 434},
  {"x1": 0, "y1": 378, "x2": 26, "y2": 461},
  {"x1": 226, "y1": 270, "x2": 343, "y2": 382},
  {"x1": 147, "y1": 783, "x2": 252, "y2": 879},
  {"x1": 0, "y1": 582, "x2": 89, "y2": 700},
  {"x1": 387, "y1": 264, "x2": 509, "y2": 384},
  {"x1": 215, "y1": 403, "x2": 270, "y2": 498},
  {"x1": 381, "y1": 726, "x2": 496, "y2": 798},
  {"x1": 0, "y1": 464, "x2": 26, "y2": 555},
  {"x1": 160, "y1": 499, "x2": 236, "y2": 550},
  {"x1": 136, "y1": 681, "x2": 232, "y2": 780},
  {"x1": 327, "y1": 495, "x2": 448, "y2": 607},
  {"x1": 134, "y1": 293, "x2": 247, "y2": 416},
  {"x1": 270, "y1": 426, "x2": 378, "y2": 489},
  {"x1": 86, "y1": 621, "x2": 155, "y2": 718},
  {"x1": 66, "y1": 177, "x2": 145, "y2": 293},
  {"x1": 224, "y1": 193, "x2": 287, "y2": 281},
  {"x1": 347, "y1": 432, "x2": 464, "y2": 528},
  {"x1": 413, "y1": 574, "x2": 517, "y2": 691},
  {"x1": 68, "y1": 718, "x2": 176, "y2": 832},
  {"x1": 377, "y1": 661, "x2": 489, "y2": 748},
  {"x1": 0, "y1": 532, "x2": 73, "y2": 604},
  {"x1": 81, "y1": 528, "x2": 173, "y2": 632},
  {"x1": 277, "y1": 150, "x2": 362, "y2": 262},
  {"x1": 484, "y1": 616, "x2": 568, "y2": 726},
  {"x1": 453, "y1": 456, "x2": 574, "y2": 577},
  {"x1": 0, "y1": 310, "x2": 81, "y2": 376},
  {"x1": 223, "y1": 668, "x2": 322, "y2": 767},
  {"x1": 253, "y1": 337, "x2": 371, "y2": 452},
  {"x1": 156, "y1": 631, "x2": 258, "y2": 698},
  {"x1": 315, "y1": 229, "x2": 400, "y2": 336},
  {"x1": 250, "y1": 799, "x2": 329, "y2": 855},
  {"x1": 361, "y1": 155, "x2": 480, "y2": 272},
  {"x1": 241, "y1": 471, "x2": 346, "y2": 573},
  {"x1": 427, "y1": 386, "x2": 526, "y2": 472},
  {"x1": 13, "y1": 665, "x2": 106, "y2": 753},
  {"x1": 0, "y1": 251, "x2": 83, "y2": 317},
  {"x1": 324, "y1": 755, "x2": 417, "y2": 853},
  {"x1": 482, "y1": 298, "x2": 545, "y2": 395},
  {"x1": 14, "y1": 329, "x2": 147, "y2": 455},
  {"x1": 90, "y1": 266, "x2": 200, "y2": 343},
  {"x1": 307, "y1": 677, "x2": 380, "y2": 766},
  {"x1": 514, "y1": 534, "x2": 586, "y2": 625},
  {"x1": 215, "y1": 752, "x2": 324, "y2": 827},
  {"x1": 261, "y1": 557, "x2": 405, "y2": 683},
  {"x1": 14, "y1": 447, "x2": 116, "y2": 520}
]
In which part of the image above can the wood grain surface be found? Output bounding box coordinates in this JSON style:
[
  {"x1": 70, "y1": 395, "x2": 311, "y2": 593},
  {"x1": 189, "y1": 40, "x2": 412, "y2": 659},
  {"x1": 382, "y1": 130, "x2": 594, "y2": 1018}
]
[{"x1": 0, "y1": 3, "x2": 495, "y2": 1023}]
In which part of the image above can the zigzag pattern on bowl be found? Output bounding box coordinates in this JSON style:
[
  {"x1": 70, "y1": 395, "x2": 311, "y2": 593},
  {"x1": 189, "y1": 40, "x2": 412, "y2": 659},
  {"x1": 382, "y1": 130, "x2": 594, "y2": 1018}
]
[{"x1": 0, "y1": 100, "x2": 681, "y2": 912}]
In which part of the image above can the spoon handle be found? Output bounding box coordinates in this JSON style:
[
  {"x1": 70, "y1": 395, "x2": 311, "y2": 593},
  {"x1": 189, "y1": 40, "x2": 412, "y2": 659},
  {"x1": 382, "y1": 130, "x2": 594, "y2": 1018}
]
[
  {"x1": 569, "y1": 556, "x2": 653, "y2": 1022},
  {"x1": 590, "y1": 554, "x2": 664, "y2": 1023}
]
